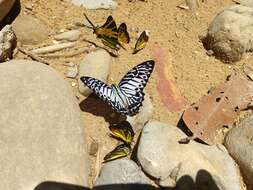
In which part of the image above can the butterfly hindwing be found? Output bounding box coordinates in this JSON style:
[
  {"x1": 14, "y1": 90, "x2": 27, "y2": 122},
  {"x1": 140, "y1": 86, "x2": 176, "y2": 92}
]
[
  {"x1": 109, "y1": 121, "x2": 134, "y2": 144},
  {"x1": 118, "y1": 23, "x2": 130, "y2": 44},
  {"x1": 103, "y1": 144, "x2": 131, "y2": 162},
  {"x1": 133, "y1": 30, "x2": 149, "y2": 54}
]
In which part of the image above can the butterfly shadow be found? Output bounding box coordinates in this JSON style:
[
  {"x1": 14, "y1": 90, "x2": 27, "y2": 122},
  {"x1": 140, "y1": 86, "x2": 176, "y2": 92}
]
[
  {"x1": 33, "y1": 169, "x2": 221, "y2": 190},
  {"x1": 79, "y1": 94, "x2": 122, "y2": 125}
]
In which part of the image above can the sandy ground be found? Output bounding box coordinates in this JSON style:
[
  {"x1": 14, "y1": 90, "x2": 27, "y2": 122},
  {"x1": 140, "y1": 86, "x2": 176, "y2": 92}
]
[{"x1": 15, "y1": 0, "x2": 252, "y2": 186}]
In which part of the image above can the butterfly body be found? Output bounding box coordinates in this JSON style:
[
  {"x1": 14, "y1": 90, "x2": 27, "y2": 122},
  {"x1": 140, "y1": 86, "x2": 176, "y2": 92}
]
[{"x1": 80, "y1": 60, "x2": 155, "y2": 115}]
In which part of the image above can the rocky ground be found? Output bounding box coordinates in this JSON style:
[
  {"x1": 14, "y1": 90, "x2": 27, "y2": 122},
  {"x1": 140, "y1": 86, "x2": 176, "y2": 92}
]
[{"x1": 1, "y1": 0, "x2": 253, "y2": 190}]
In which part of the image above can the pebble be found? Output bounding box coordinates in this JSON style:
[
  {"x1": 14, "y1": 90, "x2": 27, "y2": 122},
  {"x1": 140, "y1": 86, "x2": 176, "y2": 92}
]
[
  {"x1": 12, "y1": 14, "x2": 50, "y2": 45},
  {"x1": 78, "y1": 49, "x2": 111, "y2": 96},
  {"x1": 225, "y1": 115, "x2": 253, "y2": 189},
  {"x1": 63, "y1": 62, "x2": 75, "y2": 67},
  {"x1": 65, "y1": 67, "x2": 78, "y2": 79},
  {"x1": 69, "y1": 0, "x2": 117, "y2": 9},
  {"x1": 137, "y1": 121, "x2": 244, "y2": 189},
  {"x1": 94, "y1": 158, "x2": 154, "y2": 190},
  {"x1": 54, "y1": 30, "x2": 81, "y2": 42},
  {"x1": 127, "y1": 93, "x2": 153, "y2": 131},
  {"x1": 89, "y1": 140, "x2": 99, "y2": 156}
]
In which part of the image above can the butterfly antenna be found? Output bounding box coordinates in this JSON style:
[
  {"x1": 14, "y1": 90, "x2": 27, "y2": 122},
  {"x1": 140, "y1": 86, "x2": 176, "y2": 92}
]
[{"x1": 83, "y1": 13, "x2": 96, "y2": 29}]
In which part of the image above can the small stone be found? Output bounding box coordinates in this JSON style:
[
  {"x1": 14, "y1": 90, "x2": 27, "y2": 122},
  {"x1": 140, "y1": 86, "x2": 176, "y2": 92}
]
[
  {"x1": 78, "y1": 49, "x2": 111, "y2": 96},
  {"x1": 206, "y1": 49, "x2": 214, "y2": 56},
  {"x1": 94, "y1": 158, "x2": 153, "y2": 190},
  {"x1": 127, "y1": 93, "x2": 153, "y2": 130},
  {"x1": 137, "y1": 121, "x2": 244, "y2": 189},
  {"x1": 54, "y1": 30, "x2": 81, "y2": 42},
  {"x1": 24, "y1": 2, "x2": 33, "y2": 11},
  {"x1": 63, "y1": 62, "x2": 75, "y2": 67},
  {"x1": 89, "y1": 141, "x2": 99, "y2": 156},
  {"x1": 69, "y1": 0, "x2": 118, "y2": 9},
  {"x1": 12, "y1": 14, "x2": 50, "y2": 45},
  {"x1": 65, "y1": 67, "x2": 78, "y2": 79}
]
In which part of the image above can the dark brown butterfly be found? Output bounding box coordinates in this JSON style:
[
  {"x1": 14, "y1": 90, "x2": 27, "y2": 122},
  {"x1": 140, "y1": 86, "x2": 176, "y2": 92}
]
[
  {"x1": 84, "y1": 13, "x2": 120, "y2": 49},
  {"x1": 133, "y1": 30, "x2": 149, "y2": 54},
  {"x1": 118, "y1": 23, "x2": 130, "y2": 44}
]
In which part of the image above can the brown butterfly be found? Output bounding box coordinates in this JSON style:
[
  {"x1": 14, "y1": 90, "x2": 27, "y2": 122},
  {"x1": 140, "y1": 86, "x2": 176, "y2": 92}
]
[
  {"x1": 84, "y1": 13, "x2": 120, "y2": 50},
  {"x1": 118, "y1": 23, "x2": 130, "y2": 44},
  {"x1": 133, "y1": 30, "x2": 149, "y2": 54}
]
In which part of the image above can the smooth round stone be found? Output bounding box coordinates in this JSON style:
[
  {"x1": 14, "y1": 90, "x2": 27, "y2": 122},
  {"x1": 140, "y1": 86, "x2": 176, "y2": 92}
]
[
  {"x1": 225, "y1": 116, "x2": 253, "y2": 189},
  {"x1": 54, "y1": 30, "x2": 81, "y2": 42},
  {"x1": 94, "y1": 158, "x2": 153, "y2": 190},
  {"x1": 78, "y1": 49, "x2": 111, "y2": 96},
  {"x1": 69, "y1": 0, "x2": 117, "y2": 9},
  {"x1": 137, "y1": 121, "x2": 244, "y2": 189},
  {"x1": 0, "y1": 60, "x2": 89, "y2": 190},
  {"x1": 12, "y1": 14, "x2": 50, "y2": 45}
]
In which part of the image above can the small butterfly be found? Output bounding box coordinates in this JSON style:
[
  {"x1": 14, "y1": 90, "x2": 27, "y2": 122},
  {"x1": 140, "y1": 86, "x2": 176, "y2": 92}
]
[
  {"x1": 84, "y1": 13, "x2": 120, "y2": 50},
  {"x1": 133, "y1": 30, "x2": 149, "y2": 54},
  {"x1": 80, "y1": 60, "x2": 155, "y2": 115},
  {"x1": 109, "y1": 121, "x2": 134, "y2": 144},
  {"x1": 118, "y1": 23, "x2": 130, "y2": 44},
  {"x1": 103, "y1": 144, "x2": 131, "y2": 162}
]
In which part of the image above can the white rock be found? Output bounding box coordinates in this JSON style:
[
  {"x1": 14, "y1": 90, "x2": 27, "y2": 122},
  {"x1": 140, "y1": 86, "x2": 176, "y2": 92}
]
[
  {"x1": 65, "y1": 66, "x2": 78, "y2": 79},
  {"x1": 54, "y1": 30, "x2": 81, "y2": 42},
  {"x1": 12, "y1": 14, "x2": 50, "y2": 45},
  {"x1": 94, "y1": 158, "x2": 153, "y2": 190},
  {"x1": 225, "y1": 116, "x2": 253, "y2": 189},
  {"x1": 69, "y1": 0, "x2": 117, "y2": 9},
  {"x1": 137, "y1": 121, "x2": 244, "y2": 189},
  {"x1": 78, "y1": 49, "x2": 111, "y2": 96},
  {"x1": 234, "y1": 0, "x2": 253, "y2": 8},
  {"x1": 0, "y1": 60, "x2": 89, "y2": 190},
  {"x1": 0, "y1": 25, "x2": 16, "y2": 62},
  {"x1": 127, "y1": 93, "x2": 153, "y2": 131},
  {"x1": 203, "y1": 5, "x2": 253, "y2": 62},
  {"x1": 0, "y1": 0, "x2": 15, "y2": 22}
]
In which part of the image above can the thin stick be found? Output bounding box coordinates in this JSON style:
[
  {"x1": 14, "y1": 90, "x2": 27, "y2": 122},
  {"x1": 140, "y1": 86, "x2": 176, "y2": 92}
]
[
  {"x1": 17, "y1": 47, "x2": 50, "y2": 65},
  {"x1": 39, "y1": 47, "x2": 89, "y2": 58}
]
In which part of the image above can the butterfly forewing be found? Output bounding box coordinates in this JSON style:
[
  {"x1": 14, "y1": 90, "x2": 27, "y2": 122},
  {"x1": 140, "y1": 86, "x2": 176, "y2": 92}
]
[
  {"x1": 118, "y1": 23, "x2": 130, "y2": 44},
  {"x1": 133, "y1": 31, "x2": 149, "y2": 54},
  {"x1": 109, "y1": 121, "x2": 134, "y2": 144},
  {"x1": 103, "y1": 144, "x2": 131, "y2": 162},
  {"x1": 101, "y1": 16, "x2": 118, "y2": 33}
]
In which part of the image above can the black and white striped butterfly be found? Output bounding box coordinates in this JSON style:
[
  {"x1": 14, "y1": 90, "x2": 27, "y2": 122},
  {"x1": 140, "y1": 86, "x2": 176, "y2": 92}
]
[{"x1": 80, "y1": 60, "x2": 155, "y2": 115}]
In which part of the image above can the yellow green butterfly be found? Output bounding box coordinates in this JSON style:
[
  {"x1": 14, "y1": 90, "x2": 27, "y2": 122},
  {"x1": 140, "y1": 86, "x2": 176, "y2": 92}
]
[
  {"x1": 118, "y1": 23, "x2": 130, "y2": 44},
  {"x1": 109, "y1": 121, "x2": 134, "y2": 144},
  {"x1": 84, "y1": 13, "x2": 120, "y2": 50},
  {"x1": 103, "y1": 144, "x2": 131, "y2": 162},
  {"x1": 133, "y1": 30, "x2": 149, "y2": 54}
]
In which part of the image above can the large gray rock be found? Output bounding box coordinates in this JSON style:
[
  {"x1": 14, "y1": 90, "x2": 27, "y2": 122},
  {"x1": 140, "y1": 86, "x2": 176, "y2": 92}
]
[
  {"x1": 12, "y1": 14, "x2": 49, "y2": 45},
  {"x1": 202, "y1": 5, "x2": 253, "y2": 63},
  {"x1": 94, "y1": 158, "x2": 154, "y2": 190},
  {"x1": 0, "y1": 0, "x2": 15, "y2": 22},
  {"x1": 225, "y1": 116, "x2": 253, "y2": 190},
  {"x1": 69, "y1": 0, "x2": 117, "y2": 9},
  {"x1": 137, "y1": 121, "x2": 244, "y2": 190},
  {"x1": 0, "y1": 60, "x2": 89, "y2": 190},
  {"x1": 78, "y1": 49, "x2": 111, "y2": 96}
]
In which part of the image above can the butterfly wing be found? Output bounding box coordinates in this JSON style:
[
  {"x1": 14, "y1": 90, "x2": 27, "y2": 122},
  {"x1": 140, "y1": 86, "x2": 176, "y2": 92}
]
[
  {"x1": 118, "y1": 60, "x2": 155, "y2": 115},
  {"x1": 103, "y1": 144, "x2": 131, "y2": 162},
  {"x1": 133, "y1": 31, "x2": 149, "y2": 54},
  {"x1": 109, "y1": 121, "x2": 134, "y2": 144},
  {"x1": 101, "y1": 36, "x2": 120, "y2": 50},
  {"x1": 80, "y1": 76, "x2": 113, "y2": 102},
  {"x1": 101, "y1": 15, "x2": 118, "y2": 33},
  {"x1": 118, "y1": 23, "x2": 130, "y2": 44}
]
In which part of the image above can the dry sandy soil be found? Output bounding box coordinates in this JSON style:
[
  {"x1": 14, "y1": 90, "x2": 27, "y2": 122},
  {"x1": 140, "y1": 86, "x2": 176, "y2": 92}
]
[{"x1": 14, "y1": 0, "x2": 252, "y2": 186}]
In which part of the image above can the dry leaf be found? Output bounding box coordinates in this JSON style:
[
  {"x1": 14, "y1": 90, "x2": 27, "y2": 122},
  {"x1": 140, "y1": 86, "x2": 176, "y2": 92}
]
[
  {"x1": 182, "y1": 72, "x2": 253, "y2": 145},
  {"x1": 152, "y1": 43, "x2": 188, "y2": 112}
]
